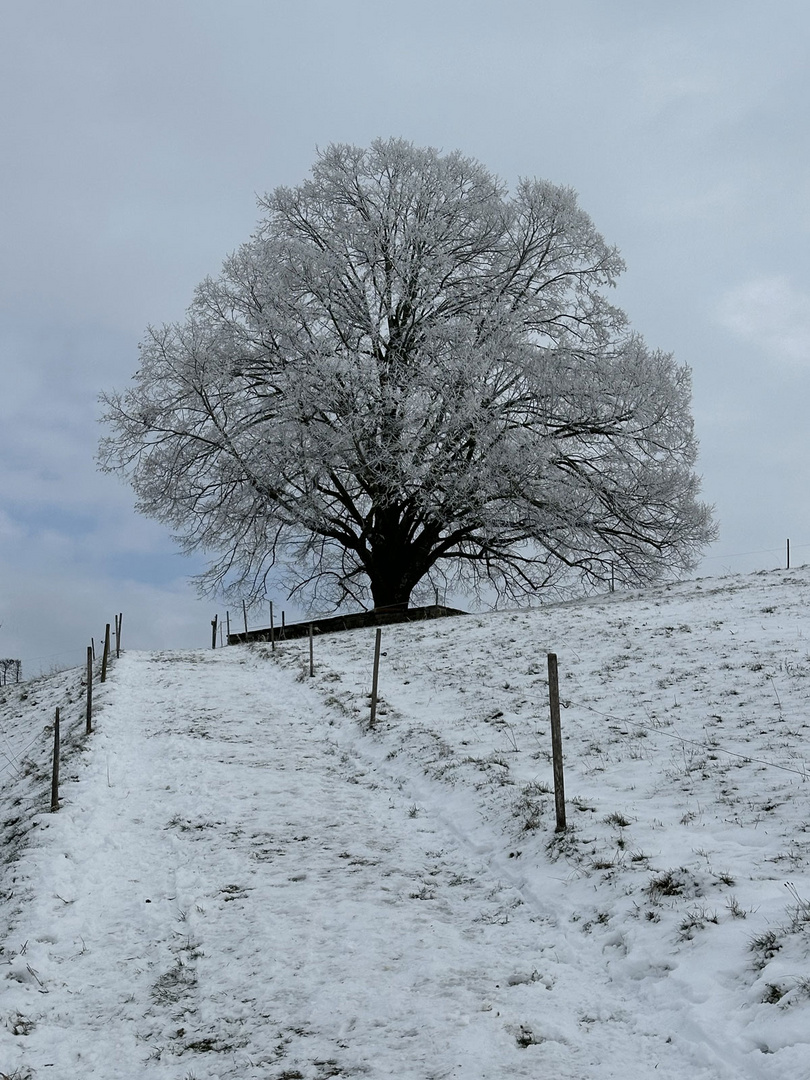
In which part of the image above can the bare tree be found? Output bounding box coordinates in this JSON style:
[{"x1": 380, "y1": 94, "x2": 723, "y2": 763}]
[
  {"x1": 0, "y1": 659, "x2": 21, "y2": 685},
  {"x1": 99, "y1": 139, "x2": 715, "y2": 610}
]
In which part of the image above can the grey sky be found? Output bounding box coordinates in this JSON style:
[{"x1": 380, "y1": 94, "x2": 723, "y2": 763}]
[{"x1": 2, "y1": 0, "x2": 809, "y2": 672}]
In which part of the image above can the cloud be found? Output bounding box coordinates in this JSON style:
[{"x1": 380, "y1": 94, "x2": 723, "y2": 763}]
[
  {"x1": 716, "y1": 275, "x2": 810, "y2": 368},
  {"x1": 0, "y1": 552, "x2": 215, "y2": 677}
]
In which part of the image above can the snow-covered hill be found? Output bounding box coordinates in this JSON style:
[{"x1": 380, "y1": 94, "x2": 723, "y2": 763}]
[{"x1": 1, "y1": 567, "x2": 809, "y2": 1079}]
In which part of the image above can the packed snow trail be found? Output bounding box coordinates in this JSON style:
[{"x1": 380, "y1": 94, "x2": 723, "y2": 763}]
[{"x1": 0, "y1": 647, "x2": 778, "y2": 1078}]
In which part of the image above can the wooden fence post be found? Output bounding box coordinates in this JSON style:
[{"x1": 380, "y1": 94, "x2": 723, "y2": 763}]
[
  {"x1": 309, "y1": 623, "x2": 314, "y2": 677},
  {"x1": 369, "y1": 628, "x2": 382, "y2": 728},
  {"x1": 101, "y1": 623, "x2": 111, "y2": 683},
  {"x1": 211, "y1": 615, "x2": 218, "y2": 649},
  {"x1": 547, "y1": 652, "x2": 567, "y2": 832},
  {"x1": 787, "y1": 538, "x2": 791, "y2": 570},
  {"x1": 86, "y1": 647, "x2": 93, "y2": 734},
  {"x1": 115, "y1": 612, "x2": 123, "y2": 658},
  {"x1": 225, "y1": 610, "x2": 231, "y2": 645},
  {"x1": 50, "y1": 707, "x2": 60, "y2": 812},
  {"x1": 242, "y1": 599, "x2": 248, "y2": 637},
  {"x1": 270, "y1": 602, "x2": 275, "y2": 652}
]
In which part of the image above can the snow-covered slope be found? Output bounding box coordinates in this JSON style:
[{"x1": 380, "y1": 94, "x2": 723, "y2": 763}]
[{"x1": 1, "y1": 567, "x2": 809, "y2": 1079}]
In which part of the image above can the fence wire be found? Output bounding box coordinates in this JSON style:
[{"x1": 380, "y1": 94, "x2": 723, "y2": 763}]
[{"x1": 564, "y1": 696, "x2": 809, "y2": 781}]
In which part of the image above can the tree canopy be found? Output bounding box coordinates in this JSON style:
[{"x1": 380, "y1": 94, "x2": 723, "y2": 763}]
[{"x1": 99, "y1": 139, "x2": 715, "y2": 611}]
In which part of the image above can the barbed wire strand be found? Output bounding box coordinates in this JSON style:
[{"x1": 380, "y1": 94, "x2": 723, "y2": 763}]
[
  {"x1": 701, "y1": 540, "x2": 810, "y2": 563},
  {"x1": 17, "y1": 649, "x2": 84, "y2": 666},
  {"x1": 0, "y1": 718, "x2": 24, "y2": 770},
  {"x1": 0, "y1": 662, "x2": 85, "y2": 778},
  {"x1": 564, "y1": 697, "x2": 809, "y2": 780},
  {"x1": 0, "y1": 731, "x2": 49, "y2": 779}
]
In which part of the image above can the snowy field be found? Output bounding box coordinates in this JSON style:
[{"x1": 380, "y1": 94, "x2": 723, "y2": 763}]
[{"x1": 1, "y1": 566, "x2": 809, "y2": 1079}]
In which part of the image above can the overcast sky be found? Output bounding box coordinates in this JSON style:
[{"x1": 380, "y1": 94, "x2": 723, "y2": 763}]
[{"x1": 2, "y1": 0, "x2": 809, "y2": 673}]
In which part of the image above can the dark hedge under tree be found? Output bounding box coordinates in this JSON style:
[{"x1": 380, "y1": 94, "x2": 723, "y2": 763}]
[{"x1": 99, "y1": 139, "x2": 715, "y2": 611}]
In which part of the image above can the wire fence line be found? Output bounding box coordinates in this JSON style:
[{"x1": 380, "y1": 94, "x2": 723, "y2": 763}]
[
  {"x1": 0, "y1": 614, "x2": 123, "y2": 821},
  {"x1": 0, "y1": 730, "x2": 44, "y2": 780},
  {"x1": 264, "y1": 609, "x2": 810, "y2": 793},
  {"x1": 18, "y1": 648, "x2": 83, "y2": 666},
  {"x1": 561, "y1": 696, "x2": 809, "y2": 781},
  {"x1": 0, "y1": 664, "x2": 90, "y2": 788},
  {"x1": 700, "y1": 537, "x2": 810, "y2": 573},
  {"x1": 13, "y1": 647, "x2": 91, "y2": 681}
]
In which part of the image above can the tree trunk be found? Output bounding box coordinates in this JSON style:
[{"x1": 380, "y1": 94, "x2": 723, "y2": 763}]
[
  {"x1": 369, "y1": 574, "x2": 414, "y2": 610},
  {"x1": 365, "y1": 503, "x2": 445, "y2": 609}
]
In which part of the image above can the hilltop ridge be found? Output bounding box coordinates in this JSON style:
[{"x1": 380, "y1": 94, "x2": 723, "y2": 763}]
[{"x1": 1, "y1": 567, "x2": 809, "y2": 1078}]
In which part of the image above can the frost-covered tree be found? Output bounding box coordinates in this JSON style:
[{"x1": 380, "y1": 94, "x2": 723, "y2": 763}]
[{"x1": 99, "y1": 139, "x2": 715, "y2": 610}]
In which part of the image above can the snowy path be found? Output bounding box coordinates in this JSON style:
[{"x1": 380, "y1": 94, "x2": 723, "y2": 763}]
[{"x1": 0, "y1": 645, "x2": 794, "y2": 1078}]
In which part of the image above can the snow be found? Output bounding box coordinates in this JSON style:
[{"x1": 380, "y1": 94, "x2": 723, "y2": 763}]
[{"x1": 1, "y1": 566, "x2": 809, "y2": 1078}]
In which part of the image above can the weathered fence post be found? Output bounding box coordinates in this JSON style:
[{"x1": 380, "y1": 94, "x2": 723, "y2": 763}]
[
  {"x1": 86, "y1": 647, "x2": 93, "y2": 734},
  {"x1": 547, "y1": 652, "x2": 567, "y2": 832},
  {"x1": 50, "y1": 707, "x2": 60, "y2": 812},
  {"x1": 225, "y1": 611, "x2": 231, "y2": 645},
  {"x1": 101, "y1": 623, "x2": 111, "y2": 683},
  {"x1": 787, "y1": 538, "x2": 791, "y2": 570},
  {"x1": 369, "y1": 628, "x2": 382, "y2": 728},
  {"x1": 211, "y1": 614, "x2": 218, "y2": 649},
  {"x1": 242, "y1": 599, "x2": 248, "y2": 637},
  {"x1": 115, "y1": 612, "x2": 123, "y2": 658},
  {"x1": 309, "y1": 622, "x2": 314, "y2": 677},
  {"x1": 270, "y1": 602, "x2": 276, "y2": 652}
]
